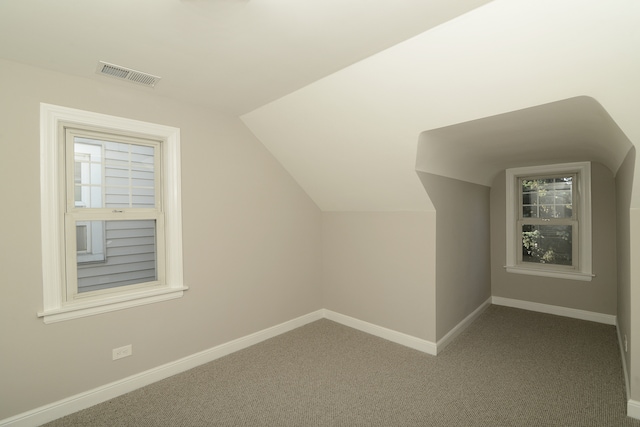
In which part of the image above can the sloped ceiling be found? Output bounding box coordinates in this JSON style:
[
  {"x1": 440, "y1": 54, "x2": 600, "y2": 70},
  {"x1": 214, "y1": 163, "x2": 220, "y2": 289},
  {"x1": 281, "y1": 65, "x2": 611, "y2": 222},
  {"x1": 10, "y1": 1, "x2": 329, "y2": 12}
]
[
  {"x1": 2, "y1": 0, "x2": 639, "y2": 212},
  {"x1": 242, "y1": 0, "x2": 640, "y2": 211},
  {"x1": 0, "y1": 0, "x2": 491, "y2": 115},
  {"x1": 416, "y1": 96, "x2": 633, "y2": 187}
]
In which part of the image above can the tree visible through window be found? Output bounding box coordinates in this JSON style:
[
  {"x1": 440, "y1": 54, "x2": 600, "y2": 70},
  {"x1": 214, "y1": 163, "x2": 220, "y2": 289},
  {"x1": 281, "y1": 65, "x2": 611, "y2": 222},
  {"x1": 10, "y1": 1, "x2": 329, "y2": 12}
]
[{"x1": 519, "y1": 176, "x2": 575, "y2": 266}]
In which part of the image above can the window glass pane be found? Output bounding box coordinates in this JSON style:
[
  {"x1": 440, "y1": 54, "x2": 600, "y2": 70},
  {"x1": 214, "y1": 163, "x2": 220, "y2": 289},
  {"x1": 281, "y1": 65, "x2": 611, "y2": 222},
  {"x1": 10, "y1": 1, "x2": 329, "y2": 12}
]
[
  {"x1": 76, "y1": 220, "x2": 157, "y2": 293},
  {"x1": 76, "y1": 225, "x2": 88, "y2": 252},
  {"x1": 73, "y1": 137, "x2": 156, "y2": 209},
  {"x1": 521, "y1": 224, "x2": 572, "y2": 266},
  {"x1": 553, "y1": 178, "x2": 572, "y2": 191},
  {"x1": 521, "y1": 176, "x2": 573, "y2": 219},
  {"x1": 539, "y1": 194, "x2": 555, "y2": 204},
  {"x1": 539, "y1": 205, "x2": 556, "y2": 219},
  {"x1": 522, "y1": 192, "x2": 536, "y2": 206}
]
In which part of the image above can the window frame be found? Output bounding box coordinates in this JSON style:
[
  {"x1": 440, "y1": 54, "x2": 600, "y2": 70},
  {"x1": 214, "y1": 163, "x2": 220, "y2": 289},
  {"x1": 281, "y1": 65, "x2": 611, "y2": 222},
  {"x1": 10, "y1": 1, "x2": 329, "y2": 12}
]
[
  {"x1": 39, "y1": 103, "x2": 187, "y2": 323},
  {"x1": 517, "y1": 173, "x2": 578, "y2": 268},
  {"x1": 64, "y1": 128, "x2": 165, "y2": 301},
  {"x1": 505, "y1": 162, "x2": 592, "y2": 281}
]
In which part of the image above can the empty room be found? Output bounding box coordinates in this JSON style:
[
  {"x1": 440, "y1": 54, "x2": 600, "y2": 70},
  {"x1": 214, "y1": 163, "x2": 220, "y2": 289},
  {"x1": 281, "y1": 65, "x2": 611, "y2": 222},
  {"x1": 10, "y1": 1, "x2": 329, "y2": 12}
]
[{"x1": 1, "y1": 0, "x2": 639, "y2": 426}]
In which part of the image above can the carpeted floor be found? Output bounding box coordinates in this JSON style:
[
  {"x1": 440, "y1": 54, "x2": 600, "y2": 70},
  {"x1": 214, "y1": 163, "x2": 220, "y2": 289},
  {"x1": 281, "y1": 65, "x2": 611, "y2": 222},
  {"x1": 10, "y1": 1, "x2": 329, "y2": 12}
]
[{"x1": 44, "y1": 305, "x2": 640, "y2": 426}]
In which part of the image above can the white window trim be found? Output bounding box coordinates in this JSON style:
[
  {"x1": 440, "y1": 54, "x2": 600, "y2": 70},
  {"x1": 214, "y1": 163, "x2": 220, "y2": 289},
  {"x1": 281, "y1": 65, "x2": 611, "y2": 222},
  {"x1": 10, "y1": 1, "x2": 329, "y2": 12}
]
[
  {"x1": 39, "y1": 103, "x2": 187, "y2": 323},
  {"x1": 505, "y1": 162, "x2": 593, "y2": 282}
]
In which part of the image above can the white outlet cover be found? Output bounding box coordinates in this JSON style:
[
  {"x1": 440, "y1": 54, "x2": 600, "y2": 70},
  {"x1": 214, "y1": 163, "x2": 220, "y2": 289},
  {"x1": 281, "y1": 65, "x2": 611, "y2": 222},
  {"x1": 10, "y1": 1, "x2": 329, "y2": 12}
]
[{"x1": 112, "y1": 345, "x2": 132, "y2": 360}]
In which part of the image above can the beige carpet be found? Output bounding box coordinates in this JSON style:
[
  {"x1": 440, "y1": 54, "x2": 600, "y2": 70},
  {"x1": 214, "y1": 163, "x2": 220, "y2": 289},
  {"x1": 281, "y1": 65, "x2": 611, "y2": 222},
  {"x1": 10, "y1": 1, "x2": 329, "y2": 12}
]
[{"x1": 44, "y1": 305, "x2": 640, "y2": 426}]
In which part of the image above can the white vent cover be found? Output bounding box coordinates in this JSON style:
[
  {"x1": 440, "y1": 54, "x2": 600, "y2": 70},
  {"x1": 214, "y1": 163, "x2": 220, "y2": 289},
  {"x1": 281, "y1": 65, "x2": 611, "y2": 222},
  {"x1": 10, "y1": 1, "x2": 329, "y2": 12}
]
[{"x1": 95, "y1": 61, "x2": 161, "y2": 88}]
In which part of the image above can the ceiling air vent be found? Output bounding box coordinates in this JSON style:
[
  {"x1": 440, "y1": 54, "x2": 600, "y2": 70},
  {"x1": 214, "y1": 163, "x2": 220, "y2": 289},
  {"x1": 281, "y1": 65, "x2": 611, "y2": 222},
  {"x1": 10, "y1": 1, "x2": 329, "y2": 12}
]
[{"x1": 95, "y1": 61, "x2": 161, "y2": 88}]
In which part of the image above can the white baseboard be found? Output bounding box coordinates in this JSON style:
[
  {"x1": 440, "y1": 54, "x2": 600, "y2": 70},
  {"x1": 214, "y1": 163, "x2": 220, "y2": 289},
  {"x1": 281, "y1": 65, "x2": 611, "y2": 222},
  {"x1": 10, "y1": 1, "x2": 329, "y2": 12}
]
[
  {"x1": 628, "y1": 399, "x2": 640, "y2": 420},
  {"x1": 436, "y1": 297, "x2": 492, "y2": 353},
  {"x1": 323, "y1": 309, "x2": 438, "y2": 355},
  {"x1": 616, "y1": 322, "x2": 631, "y2": 400},
  {"x1": 614, "y1": 323, "x2": 639, "y2": 421},
  {"x1": 0, "y1": 310, "x2": 324, "y2": 427},
  {"x1": 2, "y1": 303, "x2": 630, "y2": 426},
  {"x1": 491, "y1": 296, "x2": 617, "y2": 325}
]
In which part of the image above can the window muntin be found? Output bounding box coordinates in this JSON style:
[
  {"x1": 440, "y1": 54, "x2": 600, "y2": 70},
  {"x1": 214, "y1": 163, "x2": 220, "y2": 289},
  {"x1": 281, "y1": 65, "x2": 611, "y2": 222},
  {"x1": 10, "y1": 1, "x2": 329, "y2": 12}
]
[
  {"x1": 39, "y1": 103, "x2": 186, "y2": 323},
  {"x1": 505, "y1": 162, "x2": 592, "y2": 281}
]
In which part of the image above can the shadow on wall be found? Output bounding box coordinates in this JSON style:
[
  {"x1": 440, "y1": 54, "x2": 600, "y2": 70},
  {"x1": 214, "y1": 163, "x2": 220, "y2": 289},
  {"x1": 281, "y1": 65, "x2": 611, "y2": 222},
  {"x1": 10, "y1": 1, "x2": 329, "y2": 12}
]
[
  {"x1": 415, "y1": 95, "x2": 633, "y2": 340},
  {"x1": 416, "y1": 96, "x2": 633, "y2": 187},
  {"x1": 615, "y1": 145, "x2": 635, "y2": 404},
  {"x1": 416, "y1": 171, "x2": 491, "y2": 341}
]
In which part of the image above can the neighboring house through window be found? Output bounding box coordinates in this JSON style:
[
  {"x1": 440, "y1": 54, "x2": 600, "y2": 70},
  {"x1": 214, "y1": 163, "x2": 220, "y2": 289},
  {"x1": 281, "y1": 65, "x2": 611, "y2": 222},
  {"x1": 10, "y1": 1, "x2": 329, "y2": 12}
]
[
  {"x1": 74, "y1": 142, "x2": 105, "y2": 263},
  {"x1": 505, "y1": 162, "x2": 593, "y2": 281},
  {"x1": 39, "y1": 103, "x2": 186, "y2": 323}
]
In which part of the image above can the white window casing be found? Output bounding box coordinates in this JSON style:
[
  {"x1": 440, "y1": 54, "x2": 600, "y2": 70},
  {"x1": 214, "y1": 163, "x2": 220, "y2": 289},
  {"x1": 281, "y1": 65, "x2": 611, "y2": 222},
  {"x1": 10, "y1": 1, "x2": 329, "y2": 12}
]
[
  {"x1": 505, "y1": 162, "x2": 593, "y2": 282},
  {"x1": 39, "y1": 103, "x2": 187, "y2": 323}
]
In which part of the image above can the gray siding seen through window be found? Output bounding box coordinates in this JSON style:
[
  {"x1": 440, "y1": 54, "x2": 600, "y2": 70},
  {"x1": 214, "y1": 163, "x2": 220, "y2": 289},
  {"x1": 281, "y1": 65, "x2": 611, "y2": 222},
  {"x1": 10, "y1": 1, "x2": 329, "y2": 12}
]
[{"x1": 74, "y1": 136, "x2": 158, "y2": 293}]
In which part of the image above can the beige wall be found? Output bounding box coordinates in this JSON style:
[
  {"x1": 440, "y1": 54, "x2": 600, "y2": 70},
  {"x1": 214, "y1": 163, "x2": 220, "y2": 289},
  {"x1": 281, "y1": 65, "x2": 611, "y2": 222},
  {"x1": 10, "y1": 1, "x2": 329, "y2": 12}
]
[
  {"x1": 418, "y1": 173, "x2": 492, "y2": 340},
  {"x1": 321, "y1": 212, "x2": 436, "y2": 341},
  {"x1": 2, "y1": 55, "x2": 634, "y2": 421},
  {"x1": 627, "y1": 147, "x2": 640, "y2": 401},
  {"x1": 0, "y1": 59, "x2": 323, "y2": 420},
  {"x1": 630, "y1": 208, "x2": 640, "y2": 401},
  {"x1": 616, "y1": 148, "x2": 635, "y2": 399},
  {"x1": 491, "y1": 163, "x2": 617, "y2": 315}
]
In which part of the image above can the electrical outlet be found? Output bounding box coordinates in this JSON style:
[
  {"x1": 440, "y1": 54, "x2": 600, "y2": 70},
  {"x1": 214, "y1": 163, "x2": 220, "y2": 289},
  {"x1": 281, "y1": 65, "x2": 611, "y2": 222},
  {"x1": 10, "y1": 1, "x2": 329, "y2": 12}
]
[
  {"x1": 624, "y1": 335, "x2": 628, "y2": 353},
  {"x1": 112, "y1": 344, "x2": 132, "y2": 360}
]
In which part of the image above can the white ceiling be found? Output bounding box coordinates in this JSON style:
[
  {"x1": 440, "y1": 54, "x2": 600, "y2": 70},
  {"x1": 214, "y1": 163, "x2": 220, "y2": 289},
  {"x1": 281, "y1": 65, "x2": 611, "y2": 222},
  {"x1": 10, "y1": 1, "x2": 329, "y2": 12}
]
[
  {"x1": 0, "y1": 0, "x2": 491, "y2": 115},
  {"x1": 243, "y1": 0, "x2": 640, "y2": 211},
  {"x1": 417, "y1": 96, "x2": 633, "y2": 187},
  {"x1": 2, "y1": 0, "x2": 639, "y2": 211}
]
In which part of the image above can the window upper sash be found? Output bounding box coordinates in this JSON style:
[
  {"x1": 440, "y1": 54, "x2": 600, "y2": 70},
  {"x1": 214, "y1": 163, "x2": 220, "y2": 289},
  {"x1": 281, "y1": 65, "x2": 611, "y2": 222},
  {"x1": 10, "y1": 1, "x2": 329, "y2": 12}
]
[
  {"x1": 64, "y1": 127, "x2": 163, "y2": 215},
  {"x1": 517, "y1": 173, "x2": 577, "y2": 222}
]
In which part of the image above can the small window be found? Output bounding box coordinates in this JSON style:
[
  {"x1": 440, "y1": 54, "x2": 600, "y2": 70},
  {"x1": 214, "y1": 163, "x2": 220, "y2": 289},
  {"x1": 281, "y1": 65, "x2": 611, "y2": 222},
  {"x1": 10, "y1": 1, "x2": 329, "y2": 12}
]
[
  {"x1": 519, "y1": 175, "x2": 576, "y2": 266},
  {"x1": 39, "y1": 104, "x2": 187, "y2": 323},
  {"x1": 505, "y1": 162, "x2": 592, "y2": 281}
]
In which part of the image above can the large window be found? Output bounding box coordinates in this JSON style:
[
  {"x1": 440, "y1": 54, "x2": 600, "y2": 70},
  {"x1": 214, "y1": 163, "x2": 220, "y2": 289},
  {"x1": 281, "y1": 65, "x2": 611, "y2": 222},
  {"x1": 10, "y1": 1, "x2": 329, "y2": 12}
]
[
  {"x1": 39, "y1": 104, "x2": 186, "y2": 323},
  {"x1": 505, "y1": 162, "x2": 592, "y2": 281}
]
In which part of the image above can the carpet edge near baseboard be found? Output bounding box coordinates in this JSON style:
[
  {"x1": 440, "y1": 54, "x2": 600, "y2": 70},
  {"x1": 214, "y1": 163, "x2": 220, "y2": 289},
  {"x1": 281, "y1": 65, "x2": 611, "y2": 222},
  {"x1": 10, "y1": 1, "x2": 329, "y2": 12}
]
[
  {"x1": 0, "y1": 310, "x2": 325, "y2": 427},
  {"x1": 4, "y1": 301, "x2": 635, "y2": 426}
]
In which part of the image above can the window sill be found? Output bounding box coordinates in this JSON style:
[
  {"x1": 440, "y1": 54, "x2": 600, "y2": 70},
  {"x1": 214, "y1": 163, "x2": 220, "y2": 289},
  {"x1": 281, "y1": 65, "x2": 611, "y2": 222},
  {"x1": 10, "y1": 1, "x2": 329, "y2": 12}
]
[
  {"x1": 505, "y1": 266, "x2": 593, "y2": 282},
  {"x1": 37, "y1": 286, "x2": 188, "y2": 324}
]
